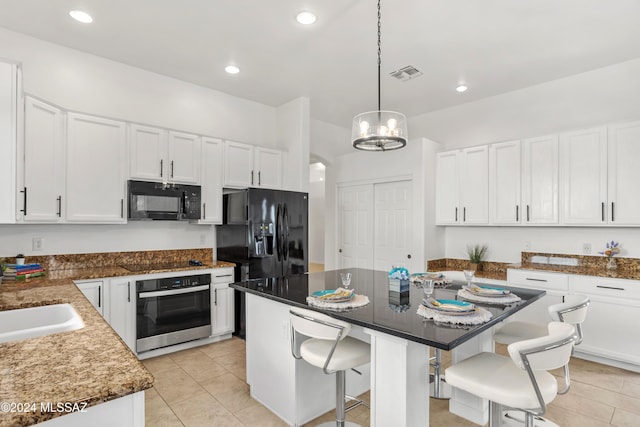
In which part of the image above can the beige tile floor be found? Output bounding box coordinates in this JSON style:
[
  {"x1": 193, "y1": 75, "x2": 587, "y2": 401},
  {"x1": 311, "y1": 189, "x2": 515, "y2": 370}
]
[{"x1": 143, "y1": 338, "x2": 640, "y2": 426}]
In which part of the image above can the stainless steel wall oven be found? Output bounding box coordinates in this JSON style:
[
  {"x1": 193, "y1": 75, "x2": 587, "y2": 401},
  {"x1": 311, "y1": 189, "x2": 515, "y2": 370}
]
[{"x1": 136, "y1": 273, "x2": 211, "y2": 353}]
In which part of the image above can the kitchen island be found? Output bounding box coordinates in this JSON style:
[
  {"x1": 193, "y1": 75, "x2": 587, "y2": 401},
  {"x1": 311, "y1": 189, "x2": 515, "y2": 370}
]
[{"x1": 231, "y1": 268, "x2": 546, "y2": 426}]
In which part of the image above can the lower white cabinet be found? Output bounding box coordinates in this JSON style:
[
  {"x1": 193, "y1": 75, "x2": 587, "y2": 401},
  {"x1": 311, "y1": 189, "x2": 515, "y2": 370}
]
[
  {"x1": 569, "y1": 275, "x2": 640, "y2": 366},
  {"x1": 506, "y1": 269, "x2": 568, "y2": 325},
  {"x1": 212, "y1": 268, "x2": 234, "y2": 336},
  {"x1": 75, "y1": 280, "x2": 104, "y2": 316},
  {"x1": 107, "y1": 276, "x2": 136, "y2": 351}
]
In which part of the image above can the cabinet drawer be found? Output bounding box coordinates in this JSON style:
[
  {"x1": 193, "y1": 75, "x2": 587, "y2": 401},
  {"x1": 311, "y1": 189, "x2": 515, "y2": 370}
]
[
  {"x1": 212, "y1": 269, "x2": 234, "y2": 283},
  {"x1": 569, "y1": 275, "x2": 640, "y2": 299},
  {"x1": 507, "y1": 269, "x2": 569, "y2": 290}
]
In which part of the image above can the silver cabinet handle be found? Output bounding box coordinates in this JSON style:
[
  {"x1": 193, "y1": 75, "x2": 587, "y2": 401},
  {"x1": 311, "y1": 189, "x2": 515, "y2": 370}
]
[
  {"x1": 214, "y1": 288, "x2": 218, "y2": 306},
  {"x1": 258, "y1": 171, "x2": 261, "y2": 186},
  {"x1": 20, "y1": 187, "x2": 27, "y2": 215},
  {"x1": 57, "y1": 195, "x2": 62, "y2": 217},
  {"x1": 611, "y1": 202, "x2": 615, "y2": 222},
  {"x1": 251, "y1": 170, "x2": 254, "y2": 185},
  {"x1": 139, "y1": 284, "x2": 210, "y2": 298},
  {"x1": 160, "y1": 159, "x2": 163, "y2": 177},
  {"x1": 601, "y1": 202, "x2": 605, "y2": 222},
  {"x1": 596, "y1": 285, "x2": 624, "y2": 291},
  {"x1": 463, "y1": 207, "x2": 466, "y2": 222},
  {"x1": 121, "y1": 199, "x2": 124, "y2": 218},
  {"x1": 526, "y1": 277, "x2": 547, "y2": 282},
  {"x1": 127, "y1": 282, "x2": 131, "y2": 302},
  {"x1": 455, "y1": 207, "x2": 458, "y2": 222},
  {"x1": 170, "y1": 160, "x2": 174, "y2": 178},
  {"x1": 516, "y1": 205, "x2": 519, "y2": 221},
  {"x1": 98, "y1": 285, "x2": 101, "y2": 308},
  {"x1": 216, "y1": 274, "x2": 233, "y2": 278},
  {"x1": 203, "y1": 203, "x2": 206, "y2": 219},
  {"x1": 526, "y1": 205, "x2": 530, "y2": 222}
]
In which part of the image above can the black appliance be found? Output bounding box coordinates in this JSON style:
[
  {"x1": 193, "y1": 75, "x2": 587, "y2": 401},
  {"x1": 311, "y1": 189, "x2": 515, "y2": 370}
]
[
  {"x1": 136, "y1": 273, "x2": 211, "y2": 353},
  {"x1": 128, "y1": 180, "x2": 201, "y2": 220},
  {"x1": 216, "y1": 188, "x2": 308, "y2": 338}
]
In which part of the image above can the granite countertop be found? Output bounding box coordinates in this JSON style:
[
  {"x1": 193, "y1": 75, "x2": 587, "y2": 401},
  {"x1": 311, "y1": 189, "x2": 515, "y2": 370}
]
[
  {"x1": 0, "y1": 261, "x2": 235, "y2": 426},
  {"x1": 508, "y1": 262, "x2": 640, "y2": 280}
]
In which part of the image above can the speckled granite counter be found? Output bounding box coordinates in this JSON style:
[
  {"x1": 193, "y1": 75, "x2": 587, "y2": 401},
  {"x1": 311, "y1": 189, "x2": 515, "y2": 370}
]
[{"x1": 0, "y1": 249, "x2": 235, "y2": 426}]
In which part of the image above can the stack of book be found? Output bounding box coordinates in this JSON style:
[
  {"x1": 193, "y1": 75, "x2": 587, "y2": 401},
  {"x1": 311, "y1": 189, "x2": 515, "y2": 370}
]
[{"x1": 2, "y1": 263, "x2": 45, "y2": 280}]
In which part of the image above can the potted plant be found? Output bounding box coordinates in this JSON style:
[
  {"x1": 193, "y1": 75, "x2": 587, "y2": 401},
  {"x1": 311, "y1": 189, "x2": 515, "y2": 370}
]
[{"x1": 467, "y1": 244, "x2": 488, "y2": 272}]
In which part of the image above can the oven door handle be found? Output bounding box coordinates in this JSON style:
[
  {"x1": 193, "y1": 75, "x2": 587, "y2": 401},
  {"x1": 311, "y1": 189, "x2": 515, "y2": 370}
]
[{"x1": 138, "y1": 284, "x2": 210, "y2": 299}]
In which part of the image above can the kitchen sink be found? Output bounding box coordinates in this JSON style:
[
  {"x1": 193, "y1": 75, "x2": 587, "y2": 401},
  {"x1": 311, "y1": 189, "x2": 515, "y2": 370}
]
[{"x1": 0, "y1": 303, "x2": 85, "y2": 344}]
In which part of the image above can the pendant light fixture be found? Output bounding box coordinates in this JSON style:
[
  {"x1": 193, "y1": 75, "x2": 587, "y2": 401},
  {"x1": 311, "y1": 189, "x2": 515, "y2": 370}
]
[{"x1": 352, "y1": 0, "x2": 407, "y2": 151}]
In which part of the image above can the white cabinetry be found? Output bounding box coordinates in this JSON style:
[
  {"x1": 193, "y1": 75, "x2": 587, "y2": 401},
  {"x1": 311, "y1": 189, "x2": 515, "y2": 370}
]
[
  {"x1": 0, "y1": 61, "x2": 19, "y2": 223},
  {"x1": 223, "y1": 140, "x2": 282, "y2": 189},
  {"x1": 66, "y1": 113, "x2": 127, "y2": 223},
  {"x1": 198, "y1": 137, "x2": 223, "y2": 224},
  {"x1": 211, "y1": 268, "x2": 234, "y2": 336},
  {"x1": 129, "y1": 125, "x2": 200, "y2": 184},
  {"x1": 506, "y1": 269, "x2": 568, "y2": 325},
  {"x1": 107, "y1": 277, "x2": 136, "y2": 351},
  {"x1": 569, "y1": 275, "x2": 640, "y2": 367},
  {"x1": 607, "y1": 121, "x2": 640, "y2": 225},
  {"x1": 435, "y1": 147, "x2": 488, "y2": 224},
  {"x1": 521, "y1": 135, "x2": 559, "y2": 224},
  {"x1": 19, "y1": 97, "x2": 65, "y2": 222},
  {"x1": 489, "y1": 140, "x2": 521, "y2": 224},
  {"x1": 560, "y1": 127, "x2": 608, "y2": 224},
  {"x1": 75, "y1": 280, "x2": 104, "y2": 316}
]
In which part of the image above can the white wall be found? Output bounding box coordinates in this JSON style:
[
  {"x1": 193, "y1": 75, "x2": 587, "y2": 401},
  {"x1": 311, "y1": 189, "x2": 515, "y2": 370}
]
[
  {"x1": 308, "y1": 176, "x2": 326, "y2": 264},
  {"x1": 309, "y1": 119, "x2": 351, "y2": 165},
  {"x1": 0, "y1": 27, "x2": 278, "y2": 145},
  {"x1": 324, "y1": 138, "x2": 442, "y2": 271},
  {"x1": 408, "y1": 58, "x2": 640, "y2": 262},
  {"x1": 277, "y1": 97, "x2": 310, "y2": 192}
]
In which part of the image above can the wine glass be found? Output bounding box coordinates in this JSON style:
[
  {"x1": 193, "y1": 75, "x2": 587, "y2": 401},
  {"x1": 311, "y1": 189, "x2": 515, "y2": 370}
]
[
  {"x1": 423, "y1": 279, "x2": 435, "y2": 299},
  {"x1": 340, "y1": 272, "x2": 352, "y2": 289},
  {"x1": 463, "y1": 270, "x2": 475, "y2": 285}
]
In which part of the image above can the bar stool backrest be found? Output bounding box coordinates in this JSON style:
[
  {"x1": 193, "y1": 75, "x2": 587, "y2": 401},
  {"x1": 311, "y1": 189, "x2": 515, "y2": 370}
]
[{"x1": 290, "y1": 307, "x2": 351, "y2": 341}]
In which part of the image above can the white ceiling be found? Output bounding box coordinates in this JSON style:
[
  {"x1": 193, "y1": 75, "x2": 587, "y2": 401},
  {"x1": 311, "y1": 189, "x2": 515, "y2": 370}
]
[{"x1": 1, "y1": 0, "x2": 639, "y2": 129}]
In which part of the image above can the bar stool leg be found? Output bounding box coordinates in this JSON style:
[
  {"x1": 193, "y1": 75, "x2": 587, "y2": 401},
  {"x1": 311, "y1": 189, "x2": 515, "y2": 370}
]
[
  {"x1": 316, "y1": 370, "x2": 362, "y2": 427},
  {"x1": 429, "y1": 348, "x2": 452, "y2": 399}
]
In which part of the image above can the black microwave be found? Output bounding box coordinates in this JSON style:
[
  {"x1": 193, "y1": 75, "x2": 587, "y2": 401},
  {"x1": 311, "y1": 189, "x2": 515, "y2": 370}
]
[{"x1": 128, "y1": 180, "x2": 201, "y2": 220}]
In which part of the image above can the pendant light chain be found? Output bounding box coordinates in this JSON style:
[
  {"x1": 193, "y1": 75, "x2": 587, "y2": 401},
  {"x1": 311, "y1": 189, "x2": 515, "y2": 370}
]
[{"x1": 377, "y1": 0, "x2": 382, "y2": 112}]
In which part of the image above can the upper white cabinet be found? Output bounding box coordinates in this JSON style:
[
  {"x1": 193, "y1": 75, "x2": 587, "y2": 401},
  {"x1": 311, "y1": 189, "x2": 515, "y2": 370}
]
[
  {"x1": 607, "y1": 121, "x2": 640, "y2": 225},
  {"x1": 0, "y1": 61, "x2": 19, "y2": 224},
  {"x1": 560, "y1": 127, "x2": 608, "y2": 225},
  {"x1": 66, "y1": 113, "x2": 127, "y2": 223},
  {"x1": 198, "y1": 137, "x2": 223, "y2": 224},
  {"x1": 489, "y1": 140, "x2": 521, "y2": 225},
  {"x1": 19, "y1": 97, "x2": 65, "y2": 222},
  {"x1": 521, "y1": 135, "x2": 559, "y2": 224},
  {"x1": 435, "y1": 147, "x2": 488, "y2": 224},
  {"x1": 223, "y1": 140, "x2": 282, "y2": 189},
  {"x1": 129, "y1": 125, "x2": 200, "y2": 184}
]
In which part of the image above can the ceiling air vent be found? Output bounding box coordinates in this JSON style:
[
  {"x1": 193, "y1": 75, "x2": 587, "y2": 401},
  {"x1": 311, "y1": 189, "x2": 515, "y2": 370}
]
[{"x1": 389, "y1": 65, "x2": 423, "y2": 82}]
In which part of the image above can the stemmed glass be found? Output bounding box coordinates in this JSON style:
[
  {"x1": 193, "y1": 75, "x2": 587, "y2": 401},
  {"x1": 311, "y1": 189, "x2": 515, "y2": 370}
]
[
  {"x1": 340, "y1": 272, "x2": 352, "y2": 289},
  {"x1": 463, "y1": 270, "x2": 475, "y2": 285},
  {"x1": 423, "y1": 279, "x2": 435, "y2": 300}
]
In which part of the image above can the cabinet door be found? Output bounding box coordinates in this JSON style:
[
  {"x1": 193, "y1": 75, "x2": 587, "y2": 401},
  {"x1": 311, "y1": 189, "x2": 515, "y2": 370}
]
[
  {"x1": 211, "y1": 284, "x2": 234, "y2": 336},
  {"x1": 168, "y1": 131, "x2": 200, "y2": 184},
  {"x1": 21, "y1": 97, "x2": 65, "y2": 222},
  {"x1": 608, "y1": 121, "x2": 640, "y2": 225},
  {"x1": 521, "y1": 135, "x2": 559, "y2": 224},
  {"x1": 75, "y1": 280, "x2": 104, "y2": 316},
  {"x1": 66, "y1": 113, "x2": 127, "y2": 223},
  {"x1": 107, "y1": 277, "x2": 136, "y2": 351},
  {"x1": 199, "y1": 137, "x2": 223, "y2": 224},
  {"x1": 223, "y1": 140, "x2": 254, "y2": 188},
  {"x1": 489, "y1": 141, "x2": 521, "y2": 225},
  {"x1": 560, "y1": 127, "x2": 607, "y2": 225},
  {"x1": 435, "y1": 151, "x2": 460, "y2": 224},
  {"x1": 459, "y1": 146, "x2": 488, "y2": 224},
  {"x1": 254, "y1": 147, "x2": 282, "y2": 189},
  {"x1": 0, "y1": 61, "x2": 18, "y2": 224},
  {"x1": 129, "y1": 124, "x2": 166, "y2": 181}
]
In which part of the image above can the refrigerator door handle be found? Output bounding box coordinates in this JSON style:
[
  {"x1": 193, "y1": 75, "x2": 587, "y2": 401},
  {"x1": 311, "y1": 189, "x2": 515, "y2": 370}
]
[
  {"x1": 283, "y1": 204, "x2": 290, "y2": 260},
  {"x1": 276, "y1": 203, "x2": 283, "y2": 261}
]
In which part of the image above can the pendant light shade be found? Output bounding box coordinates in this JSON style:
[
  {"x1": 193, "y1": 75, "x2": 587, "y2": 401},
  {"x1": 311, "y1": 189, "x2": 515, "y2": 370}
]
[
  {"x1": 352, "y1": 110, "x2": 407, "y2": 151},
  {"x1": 352, "y1": 0, "x2": 407, "y2": 151}
]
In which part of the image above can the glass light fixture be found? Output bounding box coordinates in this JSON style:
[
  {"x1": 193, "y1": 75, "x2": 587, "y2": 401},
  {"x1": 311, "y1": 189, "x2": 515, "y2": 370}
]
[{"x1": 352, "y1": 0, "x2": 407, "y2": 151}]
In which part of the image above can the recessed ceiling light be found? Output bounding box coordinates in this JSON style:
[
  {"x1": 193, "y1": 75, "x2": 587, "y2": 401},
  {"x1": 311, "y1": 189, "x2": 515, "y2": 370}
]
[
  {"x1": 296, "y1": 11, "x2": 317, "y2": 25},
  {"x1": 225, "y1": 65, "x2": 240, "y2": 74},
  {"x1": 456, "y1": 84, "x2": 468, "y2": 93},
  {"x1": 69, "y1": 10, "x2": 93, "y2": 24}
]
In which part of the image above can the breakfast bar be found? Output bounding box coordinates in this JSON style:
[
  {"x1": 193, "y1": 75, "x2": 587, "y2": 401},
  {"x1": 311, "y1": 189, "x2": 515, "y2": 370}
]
[{"x1": 231, "y1": 268, "x2": 546, "y2": 426}]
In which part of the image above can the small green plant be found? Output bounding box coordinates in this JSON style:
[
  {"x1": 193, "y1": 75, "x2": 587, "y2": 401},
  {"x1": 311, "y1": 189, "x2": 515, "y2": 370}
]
[{"x1": 467, "y1": 244, "x2": 488, "y2": 264}]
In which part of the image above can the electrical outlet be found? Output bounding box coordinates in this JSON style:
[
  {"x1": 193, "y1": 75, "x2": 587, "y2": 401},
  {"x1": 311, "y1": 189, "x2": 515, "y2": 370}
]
[
  {"x1": 523, "y1": 241, "x2": 531, "y2": 251},
  {"x1": 582, "y1": 243, "x2": 591, "y2": 254},
  {"x1": 32, "y1": 237, "x2": 44, "y2": 251}
]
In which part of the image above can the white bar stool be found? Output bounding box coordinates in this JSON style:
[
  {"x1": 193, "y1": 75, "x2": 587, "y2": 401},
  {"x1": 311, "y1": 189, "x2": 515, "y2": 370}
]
[
  {"x1": 446, "y1": 322, "x2": 577, "y2": 427},
  {"x1": 290, "y1": 307, "x2": 370, "y2": 427}
]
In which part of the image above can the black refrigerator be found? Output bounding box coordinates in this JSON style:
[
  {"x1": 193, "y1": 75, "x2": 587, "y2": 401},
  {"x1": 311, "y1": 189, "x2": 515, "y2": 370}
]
[{"x1": 216, "y1": 188, "x2": 308, "y2": 337}]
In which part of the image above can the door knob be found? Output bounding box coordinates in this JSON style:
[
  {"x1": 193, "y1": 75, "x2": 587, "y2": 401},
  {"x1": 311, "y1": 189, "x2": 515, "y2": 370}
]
[
  {"x1": 339, "y1": 249, "x2": 342, "y2": 253},
  {"x1": 407, "y1": 254, "x2": 412, "y2": 259}
]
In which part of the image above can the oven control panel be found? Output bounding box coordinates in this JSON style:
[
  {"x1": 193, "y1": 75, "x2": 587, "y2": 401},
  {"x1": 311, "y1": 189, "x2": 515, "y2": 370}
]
[{"x1": 137, "y1": 273, "x2": 212, "y2": 292}]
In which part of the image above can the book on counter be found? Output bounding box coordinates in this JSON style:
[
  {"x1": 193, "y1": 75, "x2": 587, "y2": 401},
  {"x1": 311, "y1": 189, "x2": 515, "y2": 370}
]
[{"x1": 2, "y1": 263, "x2": 45, "y2": 280}]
